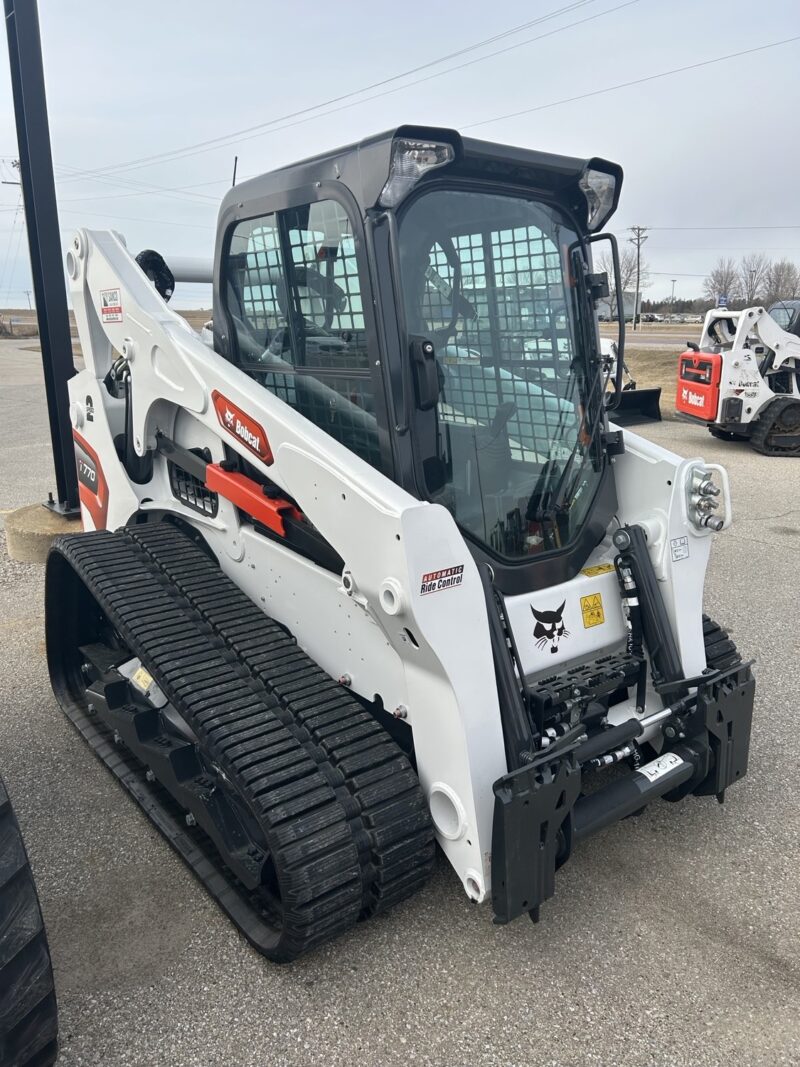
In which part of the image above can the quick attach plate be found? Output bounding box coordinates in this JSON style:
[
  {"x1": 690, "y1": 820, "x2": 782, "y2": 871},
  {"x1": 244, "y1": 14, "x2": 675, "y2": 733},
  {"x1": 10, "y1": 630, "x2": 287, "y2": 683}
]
[
  {"x1": 491, "y1": 751, "x2": 581, "y2": 925},
  {"x1": 691, "y1": 662, "x2": 755, "y2": 798}
]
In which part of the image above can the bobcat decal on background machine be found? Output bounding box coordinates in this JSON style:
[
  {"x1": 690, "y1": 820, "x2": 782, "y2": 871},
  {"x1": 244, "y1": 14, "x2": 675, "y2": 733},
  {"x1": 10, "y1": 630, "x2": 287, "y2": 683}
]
[{"x1": 43, "y1": 126, "x2": 755, "y2": 961}]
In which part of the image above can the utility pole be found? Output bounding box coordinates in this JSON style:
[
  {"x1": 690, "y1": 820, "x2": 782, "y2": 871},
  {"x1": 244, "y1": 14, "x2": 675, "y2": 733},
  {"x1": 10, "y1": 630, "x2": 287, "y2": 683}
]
[
  {"x1": 3, "y1": 0, "x2": 79, "y2": 513},
  {"x1": 628, "y1": 226, "x2": 648, "y2": 331},
  {"x1": 670, "y1": 278, "x2": 676, "y2": 322},
  {"x1": 24, "y1": 288, "x2": 31, "y2": 309}
]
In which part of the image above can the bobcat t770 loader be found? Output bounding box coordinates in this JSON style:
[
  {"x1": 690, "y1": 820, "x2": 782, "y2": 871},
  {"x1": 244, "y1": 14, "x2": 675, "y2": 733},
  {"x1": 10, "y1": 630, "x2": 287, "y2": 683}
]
[
  {"x1": 45, "y1": 126, "x2": 755, "y2": 961},
  {"x1": 676, "y1": 302, "x2": 800, "y2": 454}
]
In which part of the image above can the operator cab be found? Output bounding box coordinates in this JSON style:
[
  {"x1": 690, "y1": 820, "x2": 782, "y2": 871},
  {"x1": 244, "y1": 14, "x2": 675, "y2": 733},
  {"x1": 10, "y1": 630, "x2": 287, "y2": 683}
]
[
  {"x1": 769, "y1": 299, "x2": 800, "y2": 338},
  {"x1": 213, "y1": 126, "x2": 625, "y2": 594}
]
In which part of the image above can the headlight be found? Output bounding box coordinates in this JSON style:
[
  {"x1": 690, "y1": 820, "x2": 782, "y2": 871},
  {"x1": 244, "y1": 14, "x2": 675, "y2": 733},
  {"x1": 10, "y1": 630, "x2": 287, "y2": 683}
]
[
  {"x1": 379, "y1": 139, "x2": 455, "y2": 208},
  {"x1": 579, "y1": 168, "x2": 617, "y2": 232}
]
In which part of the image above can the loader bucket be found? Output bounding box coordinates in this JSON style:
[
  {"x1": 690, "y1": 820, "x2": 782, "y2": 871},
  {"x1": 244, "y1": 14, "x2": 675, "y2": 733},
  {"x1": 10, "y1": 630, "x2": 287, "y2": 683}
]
[{"x1": 610, "y1": 386, "x2": 662, "y2": 425}]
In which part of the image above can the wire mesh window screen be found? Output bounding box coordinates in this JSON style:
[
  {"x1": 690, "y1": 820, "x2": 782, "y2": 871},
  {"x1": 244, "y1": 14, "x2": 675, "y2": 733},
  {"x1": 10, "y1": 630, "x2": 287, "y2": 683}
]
[
  {"x1": 234, "y1": 216, "x2": 288, "y2": 357},
  {"x1": 399, "y1": 189, "x2": 599, "y2": 560},
  {"x1": 225, "y1": 202, "x2": 381, "y2": 469},
  {"x1": 419, "y1": 221, "x2": 578, "y2": 464}
]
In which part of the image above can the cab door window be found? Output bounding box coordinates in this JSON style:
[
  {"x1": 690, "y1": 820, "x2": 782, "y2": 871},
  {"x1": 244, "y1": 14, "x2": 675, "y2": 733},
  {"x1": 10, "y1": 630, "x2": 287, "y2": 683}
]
[{"x1": 225, "y1": 199, "x2": 382, "y2": 469}]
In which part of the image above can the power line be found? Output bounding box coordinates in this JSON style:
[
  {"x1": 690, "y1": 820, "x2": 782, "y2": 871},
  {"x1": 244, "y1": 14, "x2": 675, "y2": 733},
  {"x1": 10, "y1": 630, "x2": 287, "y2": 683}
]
[
  {"x1": 0, "y1": 193, "x2": 23, "y2": 296},
  {"x1": 642, "y1": 225, "x2": 800, "y2": 231},
  {"x1": 464, "y1": 35, "x2": 800, "y2": 128},
  {"x1": 54, "y1": 209, "x2": 213, "y2": 231},
  {"x1": 62, "y1": 0, "x2": 605, "y2": 180},
  {"x1": 54, "y1": 163, "x2": 220, "y2": 204},
  {"x1": 650, "y1": 271, "x2": 707, "y2": 278},
  {"x1": 643, "y1": 247, "x2": 800, "y2": 252},
  {"x1": 56, "y1": 174, "x2": 232, "y2": 204}
]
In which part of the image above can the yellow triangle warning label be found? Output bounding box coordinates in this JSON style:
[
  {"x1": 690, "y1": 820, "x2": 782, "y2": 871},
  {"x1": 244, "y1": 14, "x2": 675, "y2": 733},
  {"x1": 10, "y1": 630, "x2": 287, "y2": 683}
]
[{"x1": 580, "y1": 592, "x2": 605, "y2": 629}]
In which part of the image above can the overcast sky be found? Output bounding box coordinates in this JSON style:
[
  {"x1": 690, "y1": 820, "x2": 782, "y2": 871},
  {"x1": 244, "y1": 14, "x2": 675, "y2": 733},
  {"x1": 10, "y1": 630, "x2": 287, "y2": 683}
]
[{"x1": 1, "y1": 0, "x2": 798, "y2": 306}]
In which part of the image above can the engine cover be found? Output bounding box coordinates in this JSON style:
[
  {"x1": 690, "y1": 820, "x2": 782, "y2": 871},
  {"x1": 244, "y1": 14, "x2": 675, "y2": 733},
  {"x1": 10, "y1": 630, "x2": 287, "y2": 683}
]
[{"x1": 675, "y1": 351, "x2": 723, "y2": 422}]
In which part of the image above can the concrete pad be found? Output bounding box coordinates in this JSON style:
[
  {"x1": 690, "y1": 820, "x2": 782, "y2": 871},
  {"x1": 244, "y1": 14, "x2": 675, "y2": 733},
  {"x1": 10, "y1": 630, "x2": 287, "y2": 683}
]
[{"x1": 5, "y1": 503, "x2": 81, "y2": 563}]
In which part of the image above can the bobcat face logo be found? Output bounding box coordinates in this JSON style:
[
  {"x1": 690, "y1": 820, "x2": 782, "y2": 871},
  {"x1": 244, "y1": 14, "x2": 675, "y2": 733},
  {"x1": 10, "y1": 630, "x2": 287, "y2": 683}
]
[{"x1": 532, "y1": 601, "x2": 570, "y2": 654}]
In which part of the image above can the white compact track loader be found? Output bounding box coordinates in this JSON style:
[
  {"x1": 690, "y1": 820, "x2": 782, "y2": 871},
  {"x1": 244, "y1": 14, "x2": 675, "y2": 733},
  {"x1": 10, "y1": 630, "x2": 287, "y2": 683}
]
[
  {"x1": 675, "y1": 302, "x2": 800, "y2": 454},
  {"x1": 45, "y1": 126, "x2": 755, "y2": 961}
]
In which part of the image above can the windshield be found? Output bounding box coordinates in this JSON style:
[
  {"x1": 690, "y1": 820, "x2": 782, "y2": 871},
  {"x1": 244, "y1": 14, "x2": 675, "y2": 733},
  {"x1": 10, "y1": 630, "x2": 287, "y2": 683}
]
[
  {"x1": 397, "y1": 187, "x2": 605, "y2": 560},
  {"x1": 769, "y1": 304, "x2": 797, "y2": 329}
]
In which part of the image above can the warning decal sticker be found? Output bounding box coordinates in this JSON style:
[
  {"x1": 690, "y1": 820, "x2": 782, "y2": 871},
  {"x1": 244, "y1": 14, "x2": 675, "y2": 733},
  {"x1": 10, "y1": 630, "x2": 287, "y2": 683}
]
[
  {"x1": 670, "y1": 536, "x2": 690, "y2": 562},
  {"x1": 130, "y1": 666, "x2": 155, "y2": 694},
  {"x1": 580, "y1": 592, "x2": 605, "y2": 629},
  {"x1": 420, "y1": 565, "x2": 464, "y2": 596},
  {"x1": 100, "y1": 288, "x2": 123, "y2": 322},
  {"x1": 581, "y1": 562, "x2": 615, "y2": 578},
  {"x1": 638, "y1": 751, "x2": 684, "y2": 783}
]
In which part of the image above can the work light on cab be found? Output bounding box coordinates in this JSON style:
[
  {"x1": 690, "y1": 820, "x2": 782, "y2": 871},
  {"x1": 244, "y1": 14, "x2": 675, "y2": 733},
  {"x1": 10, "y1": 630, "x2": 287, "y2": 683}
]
[
  {"x1": 379, "y1": 138, "x2": 455, "y2": 208},
  {"x1": 579, "y1": 166, "x2": 618, "y2": 231}
]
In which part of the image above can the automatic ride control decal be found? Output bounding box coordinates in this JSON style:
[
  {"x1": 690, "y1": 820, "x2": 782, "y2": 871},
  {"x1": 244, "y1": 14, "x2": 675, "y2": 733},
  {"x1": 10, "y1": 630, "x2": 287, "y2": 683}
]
[
  {"x1": 212, "y1": 390, "x2": 274, "y2": 464},
  {"x1": 420, "y1": 565, "x2": 464, "y2": 595},
  {"x1": 73, "y1": 430, "x2": 109, "y2": 530}
]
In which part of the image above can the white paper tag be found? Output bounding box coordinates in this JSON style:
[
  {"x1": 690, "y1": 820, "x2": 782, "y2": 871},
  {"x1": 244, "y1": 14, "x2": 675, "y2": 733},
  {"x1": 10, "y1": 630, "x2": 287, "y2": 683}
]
[{"x1": 637, "y1": 751, "x2": 684, "y2": 783}]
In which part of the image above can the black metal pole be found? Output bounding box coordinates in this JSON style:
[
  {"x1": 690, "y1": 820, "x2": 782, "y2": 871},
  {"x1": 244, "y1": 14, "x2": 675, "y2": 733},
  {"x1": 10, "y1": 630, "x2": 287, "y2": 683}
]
[{"x1": 4, "y1": 0, "x2": 79, "y2": 513}]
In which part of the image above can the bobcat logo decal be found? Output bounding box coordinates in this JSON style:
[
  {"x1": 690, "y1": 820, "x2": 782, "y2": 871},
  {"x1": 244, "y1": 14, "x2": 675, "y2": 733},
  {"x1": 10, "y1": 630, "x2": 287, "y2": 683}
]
[{"x1": 532, "y1": 601, "x2": 570, "y2": 654}]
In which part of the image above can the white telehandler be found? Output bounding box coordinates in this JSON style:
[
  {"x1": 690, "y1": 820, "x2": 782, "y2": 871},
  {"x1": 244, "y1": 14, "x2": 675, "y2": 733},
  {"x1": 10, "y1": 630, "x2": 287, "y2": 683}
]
[{"x1": 43, "y1": 127, "x2": 754, "y2": 962}]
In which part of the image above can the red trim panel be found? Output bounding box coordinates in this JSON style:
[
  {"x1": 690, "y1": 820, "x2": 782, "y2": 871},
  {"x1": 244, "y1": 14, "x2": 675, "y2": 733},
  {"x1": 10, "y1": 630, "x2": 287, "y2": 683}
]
[
  {"x1": 73, "y1": 430, "x2": 109, "y2": 530},
  {"x1": 205, "y1": 464, "x2": 302, "y2": 536},
  {"x1": 211, "y1": 390, "x2": 273, "y2": 464}
]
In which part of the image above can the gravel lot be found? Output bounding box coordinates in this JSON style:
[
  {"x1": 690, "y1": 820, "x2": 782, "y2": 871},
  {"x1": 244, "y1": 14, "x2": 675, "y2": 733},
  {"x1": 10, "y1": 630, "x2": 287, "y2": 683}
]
[{"x1": 1, "y1": 338, "x2": 799, "y2": 1067}]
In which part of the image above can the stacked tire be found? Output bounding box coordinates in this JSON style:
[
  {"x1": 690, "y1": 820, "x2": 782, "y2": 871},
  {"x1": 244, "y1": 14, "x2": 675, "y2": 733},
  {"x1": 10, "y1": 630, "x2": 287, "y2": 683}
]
[{"x1": 0, "y1": 775, "x2": 57, "y2": 1067}]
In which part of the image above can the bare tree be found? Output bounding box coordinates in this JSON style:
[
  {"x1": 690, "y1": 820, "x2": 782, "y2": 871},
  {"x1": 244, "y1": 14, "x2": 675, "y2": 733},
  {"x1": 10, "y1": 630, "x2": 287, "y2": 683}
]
[
  {"x1": 597, "y1": 245, "x2": 649, "y2": 318},
  {"x1": 738, "y1": 253, "x2": 770, "y2": 305},
  {"x1": 703, "y1": 258, "x2": 741, "y2": 306},
  {"x1": 763, "y1": 259, "x2": 800, "y2": 307}
]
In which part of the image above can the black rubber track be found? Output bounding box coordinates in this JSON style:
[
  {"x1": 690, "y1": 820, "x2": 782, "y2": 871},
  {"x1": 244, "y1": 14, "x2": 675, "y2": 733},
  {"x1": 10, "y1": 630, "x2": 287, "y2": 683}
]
[
  {"x1": 0, "y1": 777, "x2": 58, "y2": 1067},
  {"x1": 47, "y1": 526, "x2": 434, "y2": 959},
  {"x1": 703, "y1": 614, "x2": 741, "y2": 672},
  {"x1": 750, "y1": 396, "x2": 800, "y2": 456},
  {"x1": 127, "y1": 521, "x2": 435, "y2": 917},
  {"x1": 48, "y1": 530, "x2": 365, "y2": 962}
]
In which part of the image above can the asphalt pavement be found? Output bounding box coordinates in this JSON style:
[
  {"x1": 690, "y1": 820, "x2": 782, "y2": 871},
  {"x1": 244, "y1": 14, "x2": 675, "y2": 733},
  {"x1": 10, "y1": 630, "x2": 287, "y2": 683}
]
[{"x1": 1, "y1": 338, "x2": 799, "y2": 1067}]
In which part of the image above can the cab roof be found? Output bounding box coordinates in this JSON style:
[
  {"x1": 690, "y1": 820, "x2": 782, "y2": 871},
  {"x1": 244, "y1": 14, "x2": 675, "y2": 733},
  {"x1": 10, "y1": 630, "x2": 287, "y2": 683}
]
[{"x1": 218, "y1": 124, "x2": 623, "y2": 233}]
